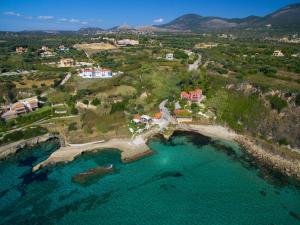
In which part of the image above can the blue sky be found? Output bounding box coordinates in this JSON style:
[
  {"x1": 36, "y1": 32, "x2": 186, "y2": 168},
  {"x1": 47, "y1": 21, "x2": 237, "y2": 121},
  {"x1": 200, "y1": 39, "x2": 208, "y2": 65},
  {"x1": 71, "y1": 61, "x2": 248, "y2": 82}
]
[{"x1": 0, "y1": 0, "x2": 299, "y2": 31}]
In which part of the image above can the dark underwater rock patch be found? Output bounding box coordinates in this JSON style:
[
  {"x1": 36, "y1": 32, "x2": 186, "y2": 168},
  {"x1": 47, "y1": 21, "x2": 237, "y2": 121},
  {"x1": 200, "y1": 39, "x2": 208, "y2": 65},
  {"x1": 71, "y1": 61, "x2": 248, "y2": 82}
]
[
  {"x1": 158, "y1": 171, "x2": 183, "y2": 179},
  {"x1": 169, "y1": 131, "x2": 211, "y2": 147},
  {"x1": 0, "y1": 189, "x2": 9, "y2": 199},
  {"x1": 160, "y1": 184, "x2": 176, "y2": 191},
  {"x1": 18, "y1": 156, "x2": 38, "y2": 167},
  {"x1": 289, "y1": 211, "x2": 300, "y2": 221},
  {"x1": 259, "y1": 190, "x2": 267, "y2": 197},
  {"x1": 58, "y1": 189, "x2": 78, "y2": 202}
]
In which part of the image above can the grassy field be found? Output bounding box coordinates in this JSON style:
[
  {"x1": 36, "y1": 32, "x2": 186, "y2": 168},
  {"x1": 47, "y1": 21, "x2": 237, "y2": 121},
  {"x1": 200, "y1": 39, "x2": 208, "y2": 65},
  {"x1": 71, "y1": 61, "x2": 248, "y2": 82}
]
[{"x1": 74, "y1": 42, "x2": 116, "y2": 55}]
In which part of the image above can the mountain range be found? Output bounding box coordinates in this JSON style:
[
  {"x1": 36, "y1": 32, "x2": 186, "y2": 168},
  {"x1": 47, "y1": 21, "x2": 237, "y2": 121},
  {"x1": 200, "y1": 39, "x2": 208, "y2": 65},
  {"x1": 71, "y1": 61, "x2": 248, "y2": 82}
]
[{"x1": 157, "y1": 3, "x2": 300, "y2": 32}]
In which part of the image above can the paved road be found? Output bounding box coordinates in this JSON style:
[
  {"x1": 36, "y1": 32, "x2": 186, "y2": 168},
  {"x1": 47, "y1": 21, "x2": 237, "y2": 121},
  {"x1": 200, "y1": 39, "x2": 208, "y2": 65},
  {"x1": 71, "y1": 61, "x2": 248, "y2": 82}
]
[
  {"x1": 159, "y1": 99, "x2": 175, "y2": 128},
  {"x1": 188, "y1": 54, "x2": 202, "y2": 71},
  {"x1": 60, "y1": 73, "x2": 71, "y2": 85}
]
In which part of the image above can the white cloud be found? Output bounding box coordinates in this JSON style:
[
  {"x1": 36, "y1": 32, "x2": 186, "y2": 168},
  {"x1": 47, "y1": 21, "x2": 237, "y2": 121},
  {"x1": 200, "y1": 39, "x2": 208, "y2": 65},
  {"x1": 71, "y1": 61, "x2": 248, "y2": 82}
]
[
  {"x1": 24, "y1": 16, "x2": 33, "y2": 20},
  {"x1": 69, "y1": 18, "x2": 80, "y2": 23},
  {"x1": 3, "y1": 11, "x2": 21, "y2": 17},
  {"x1": 59, "y1": 18, "x2": 68, "y2": 22},
  {"x1": 81, "y1": 21, "x2": 88, "y2": 25},
  {"x1": 153, "y1": 18, "x2": 164, "y2": 23},
  {"x1": 37, "y1": 16, "x2": 54, "y2": 20}
]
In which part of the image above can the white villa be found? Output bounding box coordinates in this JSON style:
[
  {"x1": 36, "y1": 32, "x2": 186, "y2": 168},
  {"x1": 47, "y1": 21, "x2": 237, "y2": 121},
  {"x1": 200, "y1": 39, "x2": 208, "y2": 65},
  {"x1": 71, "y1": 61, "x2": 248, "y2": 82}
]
[
  {"x1": 79, "y1": 68, "x2": 113, "y2": 78},
  {"x1": 273, "y1": 50, "x2": 284, "y2": 57}
]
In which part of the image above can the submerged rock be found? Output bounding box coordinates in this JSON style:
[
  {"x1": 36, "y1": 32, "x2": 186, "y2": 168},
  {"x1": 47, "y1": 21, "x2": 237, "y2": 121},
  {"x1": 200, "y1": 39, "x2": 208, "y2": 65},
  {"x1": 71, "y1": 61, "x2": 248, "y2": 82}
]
[{"x1": 72, "y1": 164, "x2": 115, "y2": 185}]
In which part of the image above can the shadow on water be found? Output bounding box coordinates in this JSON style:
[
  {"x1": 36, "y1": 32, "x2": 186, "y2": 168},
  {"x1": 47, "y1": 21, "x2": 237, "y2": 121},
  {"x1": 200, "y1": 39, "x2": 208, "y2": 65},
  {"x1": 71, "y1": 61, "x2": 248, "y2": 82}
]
[
  {"x1": 19, "y1": 169, "x2": 49, "y2": 185},
  {"x1": 128, "y1": 170, "x2": 183, "y2": 191}
]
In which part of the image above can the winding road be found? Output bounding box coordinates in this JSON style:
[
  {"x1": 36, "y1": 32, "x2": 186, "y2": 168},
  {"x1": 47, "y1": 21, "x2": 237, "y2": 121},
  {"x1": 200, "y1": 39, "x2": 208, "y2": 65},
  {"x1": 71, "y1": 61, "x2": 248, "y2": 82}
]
[{"x1": 188, "y1": 54, "x2": 202, "y2": 71}]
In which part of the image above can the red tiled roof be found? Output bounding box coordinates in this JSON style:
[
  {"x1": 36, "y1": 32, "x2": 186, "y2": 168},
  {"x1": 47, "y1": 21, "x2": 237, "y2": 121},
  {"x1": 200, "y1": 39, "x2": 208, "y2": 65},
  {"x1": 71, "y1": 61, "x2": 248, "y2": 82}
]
[
  {"x1": 153, "y1": 113, "x2": 162, "y2": 119},
  {"x1": 134, "y1": 114, "x2": 141, "y2": 120},
  {"x1": 181, "y1": 91, "x2": 190, "y2": 98}
]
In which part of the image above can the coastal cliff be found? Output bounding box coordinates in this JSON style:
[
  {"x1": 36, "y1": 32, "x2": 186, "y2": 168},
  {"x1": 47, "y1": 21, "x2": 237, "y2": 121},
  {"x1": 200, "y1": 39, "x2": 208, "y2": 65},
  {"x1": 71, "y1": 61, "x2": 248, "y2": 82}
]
[{"x1": 0, "y1": 133, "x2": 64, "y2": 160}]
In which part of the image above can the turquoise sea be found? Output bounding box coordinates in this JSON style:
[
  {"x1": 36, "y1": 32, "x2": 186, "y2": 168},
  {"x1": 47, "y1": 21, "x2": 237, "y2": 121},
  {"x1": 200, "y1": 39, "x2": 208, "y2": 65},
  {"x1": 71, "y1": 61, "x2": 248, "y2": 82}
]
[{"x1": 1, "y1": 132, "x2": 300, "y2": 225}]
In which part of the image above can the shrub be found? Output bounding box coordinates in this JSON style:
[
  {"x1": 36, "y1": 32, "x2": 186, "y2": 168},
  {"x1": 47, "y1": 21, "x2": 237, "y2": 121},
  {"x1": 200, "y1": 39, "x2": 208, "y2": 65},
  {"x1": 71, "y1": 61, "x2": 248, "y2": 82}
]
[
  {"x1": 267, "y1": 95, "x2": 287, "y2": 112},
  {"x1": 278, "y1": 138, "x2": 288, "y2": 146},
  {"x1": 70, "y1": 105, "x2": 79, "y2": 115},
  {"x1": 82, "y1": 99, "x2": 89, "y2": 105},
  {"x1": 68, "y1": 122, "x2": 78, "y2": 131},
  {"x1": 110, "y1": 102, "x2": 126, "y2": 114},
  {"x1": 259, "y1": 66, "x2": 277, "y2": 75},
  {"x1": 296, "y1": 94, "x2": 300, "y2": 106}
]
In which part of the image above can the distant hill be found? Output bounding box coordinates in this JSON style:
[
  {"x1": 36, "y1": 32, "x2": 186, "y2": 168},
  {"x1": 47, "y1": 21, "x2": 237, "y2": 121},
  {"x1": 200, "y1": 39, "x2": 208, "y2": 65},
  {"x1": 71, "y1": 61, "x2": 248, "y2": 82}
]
[
  {"x1": 157, "y1": 3, "x2": 300, "y2": 31},
  {"x1": 158, "y1": 14, "x2": 239, "y2": 31},
  {"x1": 78, "y1": 27, "x2": 104, "y2": 34},
  {"x1": 109, "y1": 24, "x2": 135, "y2": 31}
]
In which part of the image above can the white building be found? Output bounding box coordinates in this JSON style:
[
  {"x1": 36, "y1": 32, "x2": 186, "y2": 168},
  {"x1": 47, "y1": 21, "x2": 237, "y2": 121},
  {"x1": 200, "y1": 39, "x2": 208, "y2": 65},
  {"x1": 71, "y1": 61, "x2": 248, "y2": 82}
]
[
  {"x1": 273, "y1": 50, "x2": 284, "y2": 57},
  {"x1": 166, "y1": 53, "x2": 174, "y2": 61},
  {"x1": 80, "y1": 68, "x2": 113, "y2": 78},
  {"x1": 117, "y1": 39, "x2": 139, "y2": 46},
  {"x1": 58, "y1": 45, "x2": 69, "y2": 51},
  {"x1": 40, "y1": 51, "x2": 56, "y2": 58},
  {"x1": 41, "y1": 46, "x2": 48, "y2": 51}
]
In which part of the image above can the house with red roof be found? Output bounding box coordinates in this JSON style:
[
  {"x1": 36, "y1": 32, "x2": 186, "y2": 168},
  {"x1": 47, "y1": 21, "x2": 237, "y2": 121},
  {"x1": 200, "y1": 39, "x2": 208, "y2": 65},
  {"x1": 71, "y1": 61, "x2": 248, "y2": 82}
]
[{"x1": 180, "y1": 88, "x2": 203, "y2": 102}]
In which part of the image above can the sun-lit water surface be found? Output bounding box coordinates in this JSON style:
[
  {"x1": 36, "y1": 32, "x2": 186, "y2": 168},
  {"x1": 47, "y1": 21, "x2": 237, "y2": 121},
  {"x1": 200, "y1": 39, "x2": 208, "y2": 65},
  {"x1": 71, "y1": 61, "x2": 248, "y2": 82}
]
[{"x1": 0, "y1": 132, "x2": 300, "y2": 225}]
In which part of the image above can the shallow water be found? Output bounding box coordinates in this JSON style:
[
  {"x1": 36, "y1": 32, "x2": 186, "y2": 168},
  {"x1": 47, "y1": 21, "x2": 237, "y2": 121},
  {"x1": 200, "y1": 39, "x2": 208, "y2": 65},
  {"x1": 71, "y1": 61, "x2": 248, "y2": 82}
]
[{"x1": 0, "y1": 133, "x2": 300, "y2": 225}]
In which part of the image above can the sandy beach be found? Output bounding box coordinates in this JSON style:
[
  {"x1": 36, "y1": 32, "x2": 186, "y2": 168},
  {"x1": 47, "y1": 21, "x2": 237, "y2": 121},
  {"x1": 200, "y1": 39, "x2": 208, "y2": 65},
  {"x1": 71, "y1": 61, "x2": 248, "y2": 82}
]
[{"x1": 175, "y1": 123, "x2": 238, "y2": 141}]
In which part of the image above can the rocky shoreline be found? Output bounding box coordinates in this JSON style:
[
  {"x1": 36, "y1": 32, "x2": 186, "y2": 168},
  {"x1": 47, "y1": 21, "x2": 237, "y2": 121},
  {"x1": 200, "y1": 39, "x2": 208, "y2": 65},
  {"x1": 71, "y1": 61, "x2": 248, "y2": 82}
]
[
  {"x1": 0, "y1": 133, "x2": 63, "y2": 160},
  {"x1": 169, "y1": 123, "x2": 300, "y2": 180},
  {"x1": 235, "y1": 136, "x2": 300, "y2": 180}
]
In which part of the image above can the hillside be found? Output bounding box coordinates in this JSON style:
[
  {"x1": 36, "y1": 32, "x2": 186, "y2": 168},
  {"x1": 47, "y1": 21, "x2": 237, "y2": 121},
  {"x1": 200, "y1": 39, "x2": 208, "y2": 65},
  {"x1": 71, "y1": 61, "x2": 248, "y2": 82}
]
[{"x1": 254, "y1": 3, "x2": 300, "y2": 28}]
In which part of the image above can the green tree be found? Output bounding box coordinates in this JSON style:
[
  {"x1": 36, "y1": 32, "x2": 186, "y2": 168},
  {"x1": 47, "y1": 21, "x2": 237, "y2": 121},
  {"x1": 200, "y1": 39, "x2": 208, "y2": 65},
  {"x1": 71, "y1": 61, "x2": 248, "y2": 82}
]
[
  {"x1": 91, "y1": 98, "x2": 101, "y2": 106},
  {"x1": 174, "y1": 50, "x2": 188, "y2": 60}
]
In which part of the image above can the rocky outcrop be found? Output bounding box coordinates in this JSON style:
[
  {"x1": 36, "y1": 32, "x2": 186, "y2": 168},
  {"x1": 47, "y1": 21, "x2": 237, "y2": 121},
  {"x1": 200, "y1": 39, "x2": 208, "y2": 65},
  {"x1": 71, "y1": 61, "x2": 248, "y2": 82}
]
[{"x1": 0, "y1": 133, "x2": 63, "y2": 160}]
